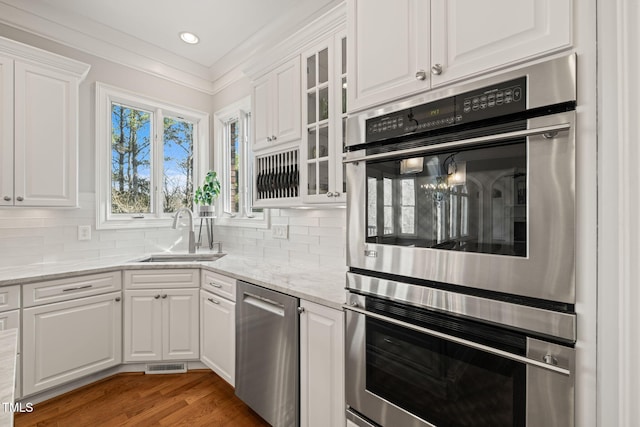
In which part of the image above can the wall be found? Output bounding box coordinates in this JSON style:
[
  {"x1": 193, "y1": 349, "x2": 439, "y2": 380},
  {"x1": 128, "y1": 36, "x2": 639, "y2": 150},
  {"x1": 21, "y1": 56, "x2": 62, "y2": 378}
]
[
  {"x1": 0, "y1": 24, "x2": 214, "y2": 267},
  {"x1": 0, "y1": 23, "x2": 347, "y2": 270},
  {"x1": 211, "y1": 74, "x2": 347, "y2": 269}
]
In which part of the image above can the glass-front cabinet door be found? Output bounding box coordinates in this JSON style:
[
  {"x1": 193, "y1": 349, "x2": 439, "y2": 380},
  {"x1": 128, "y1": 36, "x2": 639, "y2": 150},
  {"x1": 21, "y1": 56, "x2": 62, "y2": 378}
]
[{"x1": 301, "y1": 30, "x2": 347, "y2": 204}]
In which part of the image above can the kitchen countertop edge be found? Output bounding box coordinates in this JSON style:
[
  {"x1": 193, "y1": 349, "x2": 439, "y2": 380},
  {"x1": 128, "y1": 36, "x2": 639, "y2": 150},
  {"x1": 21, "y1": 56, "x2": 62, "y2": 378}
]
[{"x1": 0, "y1": 254, "x2": 348, "y2": 310}]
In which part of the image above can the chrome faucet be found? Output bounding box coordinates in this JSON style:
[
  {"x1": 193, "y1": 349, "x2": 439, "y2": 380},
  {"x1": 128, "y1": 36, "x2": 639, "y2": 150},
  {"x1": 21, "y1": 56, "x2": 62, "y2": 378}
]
[{"x1": 171, "y1": 207, "x2": 196, "y2": 254}]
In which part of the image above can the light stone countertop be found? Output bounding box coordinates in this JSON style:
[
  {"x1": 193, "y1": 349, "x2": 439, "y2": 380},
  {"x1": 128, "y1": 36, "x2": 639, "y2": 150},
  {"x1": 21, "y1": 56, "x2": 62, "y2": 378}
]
[
  {"x1": 0, "y1": 253, "x2": 348, "y2": 310},
  {"x1": 0, "y1": 328, "x2": 17, "y2": 427}
]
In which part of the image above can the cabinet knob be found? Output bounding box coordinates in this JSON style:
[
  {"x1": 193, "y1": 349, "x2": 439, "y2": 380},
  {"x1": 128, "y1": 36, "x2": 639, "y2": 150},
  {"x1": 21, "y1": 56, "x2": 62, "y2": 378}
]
[
  {"x1": 154, "y1": 294, "x2": 161, "y2": 299},
  {"x1": 333, "y1": 192, "x2": 341, "y2": 197},
  {"x1": 297, "y1": 306, "x2": 305, "y2": 314},
  {"x1": 208, "y1": 297, "x2": 220, "y2": 305},
  {"x1": 272, "y1": 135, "x2": 277, "y2": 141},
  {"x1": 162, "y1": 294, "x2": 167, "y2": 299},
  {"x1": 267, "y1": 137, "x2": 272, "y2": 142},
  {"x1": 431, "y1": 64, "x2": 443, "y2": 76},
  {"x1": 415, "y1": 70, "x2": 427, "y2": 81},
  {"x1": 16, "y1": 196, "x2": 24, "y2": 202},
  {"x1": 3, "y1": 196, "x2": 10, "y2": 201},
  {"x1": 327, "y1": 192, "x2": 334, "y2": 198},
  {"x1": 115, "y1": 297, "x2": 121, "y2": 302}
]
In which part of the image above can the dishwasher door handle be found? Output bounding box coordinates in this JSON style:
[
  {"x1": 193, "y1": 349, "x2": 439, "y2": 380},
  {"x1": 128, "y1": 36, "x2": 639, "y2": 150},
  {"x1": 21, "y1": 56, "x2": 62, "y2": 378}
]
[{"x1": 243, "y1": 292, "x2": 285, "y2": 317}]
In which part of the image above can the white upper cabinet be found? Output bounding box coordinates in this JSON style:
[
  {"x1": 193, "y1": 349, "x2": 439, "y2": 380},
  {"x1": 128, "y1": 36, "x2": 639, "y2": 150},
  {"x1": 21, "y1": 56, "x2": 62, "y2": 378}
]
[
  {"x1": 347, "y1": 0, "x2": 430, "y2": 112},
  {"x1": 0, "y1": 55, "x2": 13, "y2": 207},
  {"x1": 347, "y1": 0, "x2": 572, "y2": 112},
  {"x1": 301, "y1": 30, "x2": 348, "y2": 204},
  {"x1": 252, "y1": 56, "x2": 302, "y2": 151},
  {"x1": 430, "y1": 0, "x2": 572, "y2": 86},
  {"x1": 0, "y1": 37, "x2": 89, "y2": 207}
]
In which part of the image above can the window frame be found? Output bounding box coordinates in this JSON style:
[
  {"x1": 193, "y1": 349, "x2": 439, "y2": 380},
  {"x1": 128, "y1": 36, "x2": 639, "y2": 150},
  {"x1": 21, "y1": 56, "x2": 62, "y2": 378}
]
[
  {"x1": 96, "y1": 82, "x2": 209, "y2": 229},
  {"x1": 214, "y1": 97, "x2": 269, "y2": 228}
]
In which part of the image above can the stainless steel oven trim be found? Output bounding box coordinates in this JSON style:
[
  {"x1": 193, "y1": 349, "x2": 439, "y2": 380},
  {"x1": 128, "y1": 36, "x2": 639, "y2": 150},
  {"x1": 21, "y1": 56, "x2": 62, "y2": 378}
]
[
  {"x1": 344, "y1": 303, "x2": 570, "y2": 375},
  {"x1": 345, "y1": 54, "x2": 576, "y2": 150},
  {"x1": 345, "y1": 294, "x2": 575, "y2": 427},
  {"x1": 346, "y1": 110, "x2": 576, "y2": 304},
  {"x1": 346, "y1": 272, "x2": 576, "y2": 342},
  {"x1": 344, "y1": 122, "x2": 570, "y2": 164}
]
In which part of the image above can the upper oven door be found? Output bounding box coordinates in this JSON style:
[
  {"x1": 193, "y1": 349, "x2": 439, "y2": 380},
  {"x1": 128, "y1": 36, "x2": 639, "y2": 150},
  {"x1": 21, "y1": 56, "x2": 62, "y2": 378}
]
[{"x1": 346, "y1": 110, "x2": 575, "y2": 304}]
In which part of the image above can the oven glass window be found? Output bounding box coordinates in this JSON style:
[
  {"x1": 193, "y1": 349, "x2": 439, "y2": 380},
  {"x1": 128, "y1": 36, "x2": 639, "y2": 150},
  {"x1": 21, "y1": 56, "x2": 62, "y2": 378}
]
[
  {"x1": 366, "y1": 317, "x2": 526, "y2": 426},
  {"x1": 365, "y1": 141, "x2": 527, "y2": 256}
]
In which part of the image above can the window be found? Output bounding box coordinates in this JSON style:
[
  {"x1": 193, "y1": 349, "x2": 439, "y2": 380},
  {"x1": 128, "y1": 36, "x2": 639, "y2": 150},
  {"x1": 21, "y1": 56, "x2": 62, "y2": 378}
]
[
  {"x1": 215, "y1": 97, "x2": 268, "y2": 227},
  {"x1": 96, "y1": 83, "x2": 209, "y2": 229}
]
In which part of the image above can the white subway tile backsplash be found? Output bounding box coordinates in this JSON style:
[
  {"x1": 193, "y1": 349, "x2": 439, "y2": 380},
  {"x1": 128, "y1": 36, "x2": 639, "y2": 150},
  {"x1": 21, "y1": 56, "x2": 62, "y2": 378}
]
[
  {"x1": 288, "y1": 216, "x2": 320, "y2": 227},
  {"x1": 0, "y1": 191, "x2": 347, "y2": 270}
]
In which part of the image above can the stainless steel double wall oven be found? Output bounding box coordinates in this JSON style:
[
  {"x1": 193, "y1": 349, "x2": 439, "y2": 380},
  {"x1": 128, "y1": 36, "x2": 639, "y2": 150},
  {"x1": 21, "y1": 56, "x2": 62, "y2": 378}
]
[{"x1": 344, "y1": 55, "x2": 578, "y2": 427}]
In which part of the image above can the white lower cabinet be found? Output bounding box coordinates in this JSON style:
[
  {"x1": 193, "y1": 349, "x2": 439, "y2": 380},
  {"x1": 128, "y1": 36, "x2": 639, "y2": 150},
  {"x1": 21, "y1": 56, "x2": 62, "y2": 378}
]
[
  {"x1": 200, "y1": 289, "x2": 235, "y2": 386},
  {"x1": 0, "y1": 309, "x2": 20, "y2": 398},
  {"x1": 22, "y1": 291, "x2": 122, "y2": 396},
  {"x1": 299, "y1": 300, "x2": 345, "y2": 427},
  {"x1": 123, "y1": 288, "x2": 199, "y2": 362}
]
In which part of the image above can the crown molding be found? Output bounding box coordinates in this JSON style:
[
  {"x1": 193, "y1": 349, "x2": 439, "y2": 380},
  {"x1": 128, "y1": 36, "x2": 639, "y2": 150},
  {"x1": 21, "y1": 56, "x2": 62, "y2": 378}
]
[
  {"x1": 0, "y1": 0, "x2": 346, "y2": 95},
  {"x1": 0, "y1": 35, "x2": 90, "y2": 80},
  {"x1": 0, "y1": 0, "x2": 216, "y2": 94}
]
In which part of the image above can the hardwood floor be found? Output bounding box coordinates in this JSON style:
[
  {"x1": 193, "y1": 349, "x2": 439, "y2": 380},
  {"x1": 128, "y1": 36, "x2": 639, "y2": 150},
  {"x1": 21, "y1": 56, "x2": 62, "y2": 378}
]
[{"x1": 14, "y1": 371, "x2": 271, "y2": 427}]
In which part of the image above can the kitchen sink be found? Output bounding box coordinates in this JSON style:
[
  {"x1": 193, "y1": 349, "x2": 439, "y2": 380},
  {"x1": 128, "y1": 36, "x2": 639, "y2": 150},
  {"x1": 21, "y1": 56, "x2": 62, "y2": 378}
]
[{"x1": 134, "y1": 253, "x2": 226, "y2": 263}]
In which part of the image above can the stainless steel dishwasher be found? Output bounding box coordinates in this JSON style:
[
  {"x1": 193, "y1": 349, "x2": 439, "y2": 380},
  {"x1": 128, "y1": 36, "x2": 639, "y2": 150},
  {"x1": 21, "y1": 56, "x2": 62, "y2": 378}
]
[{"x1": 235, "y1": 280, "x2": 299, "y2": 427}]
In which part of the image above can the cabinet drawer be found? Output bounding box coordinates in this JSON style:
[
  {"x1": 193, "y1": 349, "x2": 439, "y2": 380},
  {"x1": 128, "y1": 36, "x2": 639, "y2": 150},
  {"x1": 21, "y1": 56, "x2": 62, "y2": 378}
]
[
  {"x1": 0, "y1": 285, "x2": 20, "y2": 312},
  {"x1": 124, "y1": 269, "x2": 199, "y2": 289},
  {"x1": 23, "y1": 271, "x2": 122, "y2": 307},
  {"x1": 201, "y1": 270, "x2": 236, "y2": 301}
]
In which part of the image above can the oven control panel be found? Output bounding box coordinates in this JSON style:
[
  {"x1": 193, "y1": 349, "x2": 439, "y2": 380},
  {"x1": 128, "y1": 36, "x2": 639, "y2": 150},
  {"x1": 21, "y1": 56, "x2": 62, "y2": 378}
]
[{"x1": 365, "y1": 77, "x2": 526, "y2": 143}]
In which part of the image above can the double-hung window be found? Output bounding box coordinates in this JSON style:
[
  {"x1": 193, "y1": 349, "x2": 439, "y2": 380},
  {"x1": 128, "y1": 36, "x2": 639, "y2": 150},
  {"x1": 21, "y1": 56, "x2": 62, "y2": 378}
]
[
  {"x1": 215, "y1": 97, "x2": 267, "y2": 227},
  {"x1": 96, "y1": 83, "x2": 209, "y2": 229}
]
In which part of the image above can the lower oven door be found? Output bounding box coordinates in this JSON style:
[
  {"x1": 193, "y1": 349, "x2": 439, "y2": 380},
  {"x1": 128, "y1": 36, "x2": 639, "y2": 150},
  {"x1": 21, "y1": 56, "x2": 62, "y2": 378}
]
[{"x1": 345, "y1": 294, "x2": 575, "y2": 427}]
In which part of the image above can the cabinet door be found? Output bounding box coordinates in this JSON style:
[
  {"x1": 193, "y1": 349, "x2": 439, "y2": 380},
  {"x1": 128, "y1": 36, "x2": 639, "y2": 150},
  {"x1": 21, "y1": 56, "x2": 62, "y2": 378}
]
[
  {"x1": 272, "y1": 57, "x2": 301, "y2": 144},
  {"x1": 252, "y1": 74, "x2": 272, "y2": 150},
  {"x1": 22, "y1": 292, "x2": 122, "y2": 396},
  {"x1": 14, "y1": 61, "x2": 78, "y2": 207},
  {"x1": 347, "y1": 0, "x2": 430, "y2": 112},
  {"x1": 200, "y1": 290, "x2": 235, "y2": 386},
  {"x1": 0, "y1": 55, "x2": 13, "y2": 206},
  {"x1": 299, "y1": 300, "x2": 345, "y2": 427},
  {"x1": 163, "y1": 288, "x2": 199, "y2": 360},
  {"x1": 302, "y1": 31, "x2": 348, "y2": 204},
  {"x1": 123, "y1": 290, "x2": 162, "y2": 362},
  {"x1": 431, "y1": 0, "x2": 572, "y2": 86}
]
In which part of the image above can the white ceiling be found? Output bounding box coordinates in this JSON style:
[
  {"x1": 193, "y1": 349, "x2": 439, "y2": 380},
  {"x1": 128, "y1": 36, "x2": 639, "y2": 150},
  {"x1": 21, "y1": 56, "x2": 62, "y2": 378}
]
[{"x1": 0, "y1": 0, "x2": 341, "y2": 91}]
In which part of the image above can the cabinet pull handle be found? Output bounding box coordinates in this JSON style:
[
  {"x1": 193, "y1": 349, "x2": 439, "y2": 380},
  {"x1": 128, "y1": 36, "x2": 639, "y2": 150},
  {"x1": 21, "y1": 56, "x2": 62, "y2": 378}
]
[
  {"x1": 16, "y1": 196, "x2": 24, "y2": 202},
  {"x1": 2, "y1": 196, "x2": 10, "y2": 201},
  {"x1": 162, "y1": 294, "x2": 167, "y2": 299},
  {"x1": 208, "y1": 297, "x2": 220, "y2": 304},
  {"x1": 415, "y1": 70, "x2": 427, "y2": 81},
  {"x1": 62, "y1": 284, "x2": 93, "y2": 292},
  {"x1": 209, "y1": 282, "x2": 223, "y2": 288},
  {"x1": 431, "y1": 64, "x2": 443, "y2": 76}
]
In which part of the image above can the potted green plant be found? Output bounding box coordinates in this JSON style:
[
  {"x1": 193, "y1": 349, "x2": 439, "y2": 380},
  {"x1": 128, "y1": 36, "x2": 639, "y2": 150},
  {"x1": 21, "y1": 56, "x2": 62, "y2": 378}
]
[{"x1": 193, "y1": 170, "x2": 221, "y2": 217}]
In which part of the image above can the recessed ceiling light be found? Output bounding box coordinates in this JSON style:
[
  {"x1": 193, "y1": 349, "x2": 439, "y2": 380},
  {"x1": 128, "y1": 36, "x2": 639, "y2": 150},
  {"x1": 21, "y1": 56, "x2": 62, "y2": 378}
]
[{"x1": 179, "y1": 32, "x2": 199, "y2": 44}]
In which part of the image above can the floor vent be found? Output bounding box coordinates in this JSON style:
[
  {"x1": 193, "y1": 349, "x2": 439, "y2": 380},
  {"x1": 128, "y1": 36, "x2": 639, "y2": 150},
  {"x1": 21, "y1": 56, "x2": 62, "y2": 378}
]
[{"x1": 144, "y1": 363, "x2": 187, "y2": 374}]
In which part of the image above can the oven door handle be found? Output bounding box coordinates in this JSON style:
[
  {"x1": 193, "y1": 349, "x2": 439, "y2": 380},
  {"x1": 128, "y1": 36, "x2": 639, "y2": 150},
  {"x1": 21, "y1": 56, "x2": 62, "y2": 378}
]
[
  {"x1": 343, "y1": 122, "x2": 571, "y2": 163},
  {"x1": 343, "y1": 303, "x2": 571, "y2": 376}
]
